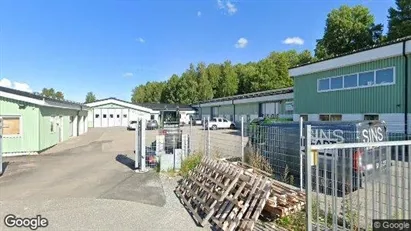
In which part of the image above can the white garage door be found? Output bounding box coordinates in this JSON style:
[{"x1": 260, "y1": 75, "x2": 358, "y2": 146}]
[
  {"x1": 101, "y1": 109, "x2": 109, "y2": 127},
  {"x1": 262, "y1": 102, "x2": 279, "y2": 117},
  {"x1": 114, "y1": 109, "x2": 122, "y2": 126},
  {"x1": 108, "y1": 109, "x2": 115, "y2": 127},
  {"x1": 94, "y1": 109, "x2": 102, "y2": 127},
  {"x1": 121, "y1": 109, "x2": 129, "y2": 126}
]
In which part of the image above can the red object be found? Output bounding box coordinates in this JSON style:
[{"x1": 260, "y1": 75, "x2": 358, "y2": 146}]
[{"x1": 353, "y1": 149, "x2": 363, "y2": 172}]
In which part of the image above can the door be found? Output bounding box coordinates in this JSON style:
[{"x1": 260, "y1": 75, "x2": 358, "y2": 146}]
[
  {"x1": 101, "y1": 109, "x2": 109, "y2": 127},
  {"x1": 217, "y1": 118, "x2": 223, "y2": 128},
  {"x1": 222, "y1": 118, "x2": 231, "y2": 128},
  {"x1": 115, "y1": 109, "x2": 122, "y2": 126},
  {"x1": 121, "y1": 109, "x2": 129, "y2": 126},
  {"x1": 69, "y1": 116, "x2": 74, "y2": 137},
  {"x1": 108, "y1": 109, "x2": 115, "y2": 127},
  {"x1": 59, "y1": 116, "x2": 63, "y2": 142},
  {"x1": 94, "y1": 109, "x2": 101, "y2": 127}
]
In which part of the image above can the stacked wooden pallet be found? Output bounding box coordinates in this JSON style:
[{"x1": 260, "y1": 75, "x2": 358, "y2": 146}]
[
  {"x1": 175, "y1": 157, "x2": 273, "y2": 231},
  {"x1": 229, "y1": 161, "x2": 306, "y2": 219}
]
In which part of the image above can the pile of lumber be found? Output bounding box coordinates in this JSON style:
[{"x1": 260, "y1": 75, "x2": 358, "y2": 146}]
[{"x1": 175, "y1": 157, "x2": 306, "y2": 231}]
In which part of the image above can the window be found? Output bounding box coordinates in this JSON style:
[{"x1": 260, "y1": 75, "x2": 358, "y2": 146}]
[
  {"x1": 359, "y1": 71, "x2": 374, "y2": 86},
  {"x1": 330, "y1": 77, "x2": 343, "y2": 90},
  {"x1": 318, "y1": 67, "x2": 395, "y2": 93},
  {"x1": 50, "y1": 117, "x2": 55, "y2": 132},
  {"x1": 150, "y1": 115, "x2": 155, "y2": 120},
  {"x1": 110, "y1": 114, "x2": 113, "y2": 118},
  {"x1": 319, "y1": 115, "x2": 330, "y2": 121},
  {"x1": 2, "y1": 116, "x2": 21, "y2": 136},
  {"x1": 103, "y1": 114, "x2": 107, "y2": 118},
  {"x1": 223, "y1": 119, "x2": 228, "y2": 122},
  {"x1": 376, "y1": 68, "x2": 394, "y2": 84},
  {"x1": 123, "y1": 114, "x2": 127, "y2": 118},
  {"x1": 210, "y1": 119, "x2": 217, "y2": 122},
  {"x1": 318, "y1": 78, "x2": 330, "y2": 91},
  {"x1": 344, "y1": 74, "x2": 357, "y2": 88},
  {"x1": 95, "y1": 114, "x2": 100, "y2": 119},
  {"x1": 116, "y1": 114, "x2": 120, "y2": 118},
  {"x1": 330, "y1": 115, "x2": 342, "y2": 121},
  {"x1": 300, "y1": 115, "x2": 308, "y2": 121},
  {"x1": 364, "y1": 114, "x2": 379, "y2": 120},
  {"x1": 319, "y1": 114, "x2": 342, "y2": 121}
]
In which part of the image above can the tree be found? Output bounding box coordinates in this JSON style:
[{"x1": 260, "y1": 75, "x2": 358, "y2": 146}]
[
  {"x1": 216, "y1": 61, "x2": 238, "y2": 98},
  {"x1": 55, "y1": 91, "x2": 64, "y2": 100},
  {"x1": 131, "y1": 84, "x2": 147, "y2": 103},
  {"x1": 315, "y1": 5, "x2": 384, "y2": 59},
  {"x1": 387, "y1": 0, "x2": 411, "y2": 40},
  {"x1": 161, "y1": 74, "x2": 180, "y2": 103},
  {"x1": 85, "y1": 92, "x2": 97, "y2": 103},
  {"x1": 175, "y1": 64, "x2": 199, "y2": 104},
  {"x1": 206, "y1": 63, "x2": 222, "y2": 96},
  {"x1": 196, "y1": 62, "x2": 213, "y2": 101}
]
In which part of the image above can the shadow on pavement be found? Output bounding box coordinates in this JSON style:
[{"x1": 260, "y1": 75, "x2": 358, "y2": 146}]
[
  {"x1": 0, "y1": 162, "x2": 9, "y2": 176},
  {"x1": 115, "y1": 154, "x2": 135, "y2": 170}
]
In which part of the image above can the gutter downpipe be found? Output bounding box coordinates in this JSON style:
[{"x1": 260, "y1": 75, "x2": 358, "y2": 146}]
[{"x1": 403, "y1": 41, "x2": 409, "y2": 140}]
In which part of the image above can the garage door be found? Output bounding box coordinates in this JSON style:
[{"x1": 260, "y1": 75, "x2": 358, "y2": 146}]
[
  {"x1": 108, "y1": 109, "x2": 115, "y2": 127},
  {"x1": 261, "y1": 102, "x2": 279, "y2": 117},
  {"x1": 94, "y1": 109, "x2": 102, "y2": 127},
  {"x1": 101, "y1": 109, "x2": 109, "y2": 127},
  {"x1": 114, "y1": 109, "x2": 122, "y2": 126},
  {"x1": 121, "y1": 109, "x2": 129, "y2": 126}
]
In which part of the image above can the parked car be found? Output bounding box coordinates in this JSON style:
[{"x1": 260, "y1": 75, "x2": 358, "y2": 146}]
[
  {"x1": 190, "y1": 117, "x2": 203, "y2": 126},
  {"x1": 146, "y1": 120, "x2": 159, "y2": 130},
  {"x1": 127, "y1": 120, "x2": 138, "y2": 130},
  {"x1": 205, "y1": 117, "x2": 236, "y2": 130}
]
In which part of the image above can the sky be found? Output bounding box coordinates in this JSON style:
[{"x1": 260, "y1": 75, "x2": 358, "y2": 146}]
[{"x1": 0, "y1": 0, "x2": 395, "y2": 103}]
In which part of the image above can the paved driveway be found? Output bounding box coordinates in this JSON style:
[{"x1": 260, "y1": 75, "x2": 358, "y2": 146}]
[{"x1": 0, "y1": 127, "x2": 205, "y2": 230}]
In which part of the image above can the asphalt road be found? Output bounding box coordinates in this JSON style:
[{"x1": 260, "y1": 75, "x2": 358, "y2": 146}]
[{"x1": 0, "y1": 127, "x2": 206, "y2": 231}]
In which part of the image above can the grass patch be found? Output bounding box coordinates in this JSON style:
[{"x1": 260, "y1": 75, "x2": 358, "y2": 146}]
[{"x1": 180, "y1": 152, "x2": 203, "y2": 177}]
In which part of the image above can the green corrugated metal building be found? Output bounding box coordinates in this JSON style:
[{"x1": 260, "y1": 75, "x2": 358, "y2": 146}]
[
  {"x1": 0, "y1": 86, "x2": 89, "y2": 155},
  {"x1": 289, "y1": 36, "x2": 411, "y2": 137},
  {"x1": 192, "y1": 87, "x2": 294, "y2": 125}
]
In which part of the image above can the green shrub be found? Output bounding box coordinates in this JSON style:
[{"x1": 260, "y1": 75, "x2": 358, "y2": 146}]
[{"x1": 180, "y1": 152, "x2": 203, "y2": 177}]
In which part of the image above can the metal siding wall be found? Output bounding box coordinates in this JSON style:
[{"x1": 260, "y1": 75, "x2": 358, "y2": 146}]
[
  {"x1": 201, "y1": 106, "x2": 211, "y2": 119},
  {"x1": 39, "y1": 107, "x2": 79, "y2": 151},
  {"x1": 294, "y1": 56, "x2": 405, "y2": 114},
  {"x1": 0, "y1": 97, "x2": 40, "y2": 153},
  {"x1": 408, "y1": 54, "x2": 411, "y2": 116},
  {"x1": 95, "y1": 103, "x2": 124, "y2": 109},
  {"x1": 234, "y1": 103, "x2": 259, "y2": 122},
  {"x1": 219, "y1": 105, "x2": 234, "y2": 120}
]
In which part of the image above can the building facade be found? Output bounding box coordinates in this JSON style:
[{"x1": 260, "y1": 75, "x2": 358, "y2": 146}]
[
  {"x1": 193, "y1": 87, "x2": 294, "y2": 125},
  {"x1": 86, "y1": 98, "x2": 196, "y2": 127},
  {"x1": 0, "y1": 86, "x2": 89, "y2": 155},
  {"x1": 290, "y1": 37, "x2": 411, "y2": 136}
]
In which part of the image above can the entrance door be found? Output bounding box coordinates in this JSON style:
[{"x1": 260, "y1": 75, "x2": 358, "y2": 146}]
[
  {"x1": 59, "y1": 116, "x2": 63, "y2": 142},
  {"x1": 69, "y1": 116, "x2": 74, "y2": 137},
  {"x1": 108, "y1": 109, "x2": 115, "y2": 127}
]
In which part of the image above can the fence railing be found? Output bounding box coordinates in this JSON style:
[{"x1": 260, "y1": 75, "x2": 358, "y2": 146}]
[{"x1": 121, "y1": 117, "x2": 411, "y2": 229}]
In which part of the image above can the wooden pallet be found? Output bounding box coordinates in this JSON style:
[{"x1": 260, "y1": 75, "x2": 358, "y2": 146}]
[
  {"x1": 176, "y1": 157, "x2": 274, "y2": 231},
  {"x1": 175, "y1": 157, "x2": 244, "y2": 227}
]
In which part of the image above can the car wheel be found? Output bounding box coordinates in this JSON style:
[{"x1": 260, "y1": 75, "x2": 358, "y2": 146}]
[
  {"x1": 212, "y1": 125, "x2": 217, "y2": 130},
  {"x1": 230, "y1": 124, "x2": 235, "y2": 129}
]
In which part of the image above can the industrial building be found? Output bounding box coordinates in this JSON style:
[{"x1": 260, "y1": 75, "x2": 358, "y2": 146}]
[
  {"x1": 289, "y1": 36, "x2": 411, "y2": 136},
  {"x1": 0, "y1": 86, "x2": 89, "y2": 155},
  {"x1": 86, "y1": 98, "x2": 196, "y2": 128},
  {"x1": 192, "y1": 87, "x2": 294, "y2": 125}
]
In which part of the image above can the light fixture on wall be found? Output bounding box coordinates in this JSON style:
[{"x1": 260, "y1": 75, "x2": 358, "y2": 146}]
[{"x1": 18, "y1": 103, "x2": 26, "y2": 109}]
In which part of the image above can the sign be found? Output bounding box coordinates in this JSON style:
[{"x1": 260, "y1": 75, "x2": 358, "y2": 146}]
[{"x1": 285, "y1": 102, "x2": 294, "y2": 111}]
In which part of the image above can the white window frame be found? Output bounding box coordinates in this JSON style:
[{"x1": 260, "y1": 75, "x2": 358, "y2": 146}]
[
  {"x1": 317, "y1": 66, "x2": 396, "y2": 93},
  {"x1": 364, "y1": 114, "x2": 379, "y2": 121},
  {"x1": 1, "y1": 115, "x2": 23, "y2": 137},
  {"x1": 50, "y1": 116, "x2": 56, "y2": 133},
  {"x1": 319, "y1": 114, "x2": 342, "y2": 121}
]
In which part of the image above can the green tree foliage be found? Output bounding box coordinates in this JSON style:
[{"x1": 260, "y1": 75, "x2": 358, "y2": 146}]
[
  {"x1": 314, "y1": 5, "x2": 384, "y2": 59},
  {"x1": 41, "y1": 88, "x2": 64, "y2": 100},
  {"x1": 387, "y1": 0, "x2": 411, "y2": 40},
  {"x1": 130, "y1": 50, "x2": 314, "y2": 104},
  {"x1": 85, "y1": 92, "x2": 97, "y2": 103}
]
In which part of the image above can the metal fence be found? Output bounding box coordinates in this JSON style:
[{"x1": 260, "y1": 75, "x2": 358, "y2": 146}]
[{"x1": 135, "y1": 116, "x2": 411, "y2": 229}]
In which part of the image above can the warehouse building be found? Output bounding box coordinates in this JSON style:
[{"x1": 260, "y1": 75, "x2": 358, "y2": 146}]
[
  {"x1": 0, "y1": 86, "x2": 89, "y2": 155},
  {"x1": 192, "y1": 87, "x2": 294, "y2": 125},
  {"x1": 289, "y1": 36, "x2": 411, "y2": 137},
  {"x1": 86, "y1": 98, "x2": 196, "y2": 127}
]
